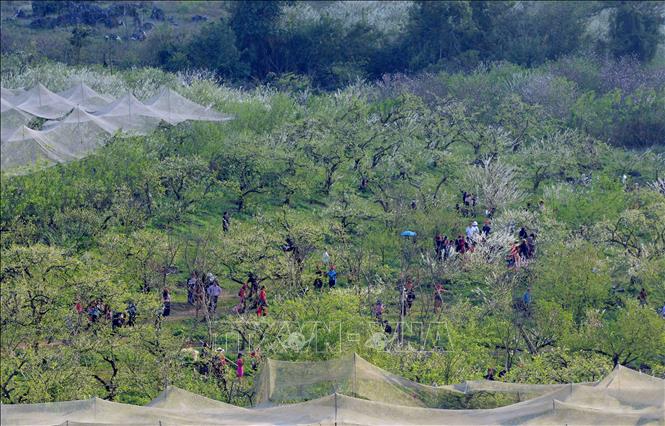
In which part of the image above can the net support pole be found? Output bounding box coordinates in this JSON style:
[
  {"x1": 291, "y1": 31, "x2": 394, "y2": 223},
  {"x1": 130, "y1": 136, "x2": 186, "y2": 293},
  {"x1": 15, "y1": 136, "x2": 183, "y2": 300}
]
[
  {"x1": 268, "y1": 359, "x2": 272, "y2": 405},
  {"x1": 353, "y1": 353, "x2": 357, "y2": 397},
  {"x1": 334, "y1": 392, "x2": 338, "y2": 426}
]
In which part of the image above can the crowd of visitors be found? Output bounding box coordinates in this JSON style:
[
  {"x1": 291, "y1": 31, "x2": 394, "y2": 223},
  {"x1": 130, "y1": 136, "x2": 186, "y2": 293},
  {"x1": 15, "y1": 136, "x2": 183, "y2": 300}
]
[
  {"x1": 233, "y1": 272, "x2": 270, "y2": 316},
  {"x1": 192, "y1": 346, "x2": 262, "y2": 383},
  {"x1": 185, "y1": 271, "x2": 224, "y2": 316},
  {"x1": 73, "y1": 298, "x2": 137, "y2": 331},
  {"x1": 436, "y1": 193, "x2": 539, "y2": 270}
]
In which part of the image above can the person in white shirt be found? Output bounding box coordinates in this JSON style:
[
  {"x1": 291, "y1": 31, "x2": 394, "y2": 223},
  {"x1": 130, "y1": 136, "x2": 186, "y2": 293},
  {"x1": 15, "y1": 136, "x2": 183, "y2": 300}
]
[
  {"x1": 465, "y1": 221, "x2": 479, "y2": 239},
  {"x1": 207, "y1": 282, "x2": 222, "y2": 313}
]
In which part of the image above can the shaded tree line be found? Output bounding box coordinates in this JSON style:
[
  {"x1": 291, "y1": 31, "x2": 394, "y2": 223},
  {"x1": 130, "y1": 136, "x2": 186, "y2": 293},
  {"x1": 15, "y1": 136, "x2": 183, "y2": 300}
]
[{"x1": 150, "y1": 1, "x2": 663, "y2": 88}]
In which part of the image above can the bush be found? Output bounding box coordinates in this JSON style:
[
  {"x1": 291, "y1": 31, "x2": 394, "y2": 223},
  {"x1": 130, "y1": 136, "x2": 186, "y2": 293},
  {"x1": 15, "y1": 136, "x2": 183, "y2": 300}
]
[{"x1": 571, "y1": 88, "x2": 665, "y2": 148}]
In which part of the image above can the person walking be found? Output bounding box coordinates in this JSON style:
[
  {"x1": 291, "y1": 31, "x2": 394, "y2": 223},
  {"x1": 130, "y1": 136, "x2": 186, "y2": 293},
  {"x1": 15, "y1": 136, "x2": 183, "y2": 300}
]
[
  {"x1": 638, "y1": 288, "x2": 648, "y2": 307},
  {"x1": 374, "y1": 299, "x2": 384, "y2": 323},
  {"x1": 256, "y1": 286, "x2": 268, "y2": 317},
  {"x1": 127, "y1": 301, "x2": 137, "y2": 326},
  {"x1": 222, "y1": 211, "x2": 230, "y2": 232},
  {"x1": 187, "y1": 271, "x2": 197, "y2": 305},
  {"x1": 466, "y1": 221, "x2": 479, "y2": 240},
  {"x1": 482, "y1": 220, "x2": 492, "y2": 236},
  {"x1": 207, "y1": 281, "x2": 222, "y2": 313},
  {"x1": 236, "y1": 353, "x2": 244, "y2": 378},
  {"x1": 327, "y1": 265, "x2": 337, "y2": 288},
  {"x1": 314, "y1": 266, "x2": 324, "y2": 290},
  {"x1": 162, "y1": 288, "x2": 171, "y2": 317}
]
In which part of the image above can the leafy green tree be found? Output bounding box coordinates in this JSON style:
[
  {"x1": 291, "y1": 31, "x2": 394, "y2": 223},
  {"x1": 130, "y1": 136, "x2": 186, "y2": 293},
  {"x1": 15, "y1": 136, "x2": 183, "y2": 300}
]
[
  {"x1": 0, "y1": 244, "x2": 159, "y2": 402},
  {"x1": 494, "y1": 2, "x2": 590, "y2": 66},
  {"x1": 577, "y1": 300, "x2": 665, "y2": 367},
  {"x1": 187, "y1": 21, "x2": 247, "y2": 79},
  {"x1": 505, "y1": 347, "x2": 612, "y2": 383},
  {"x1": 69, "y1": 26, "x2": 92, "y2": 65},
  {"x1": 518, "y1": 129, "x2": 601, "y2": 191},
  {"x1": 403, "y1": 1, "x2": 476, "y2": 70},
  {"x1": 533, "y1": 240, "x2": 613, "y2": 324},
  {"x1": 229, "y1": 1, "x2": 285, "y2": 78},
  {"x1": 609, "y1": 1, "x2": 664, "y2": 62},
  {"x1": 211, "y1": 141, "x2": 278, "y2": 212}
]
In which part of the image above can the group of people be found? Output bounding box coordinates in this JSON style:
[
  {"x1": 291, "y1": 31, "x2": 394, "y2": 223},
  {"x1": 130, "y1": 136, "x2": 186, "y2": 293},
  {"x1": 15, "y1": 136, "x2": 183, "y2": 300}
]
[
  {"x1": 195, "y1": 346, "x2": 261, "y2": 381},
  {"x1": 185, "y1": 271, "x2": 224, "y2": 315},
  {"x1": 74, "y1": 299, "x2": 137, "y2": 330},
  {"x1": 435, "y1": 219, "x2": 538, "y2": 272},
  {"x1": 434, "y1": 219, "x2": 493, "y2": 260},
  {"x1": 313, "y1": 264, "x2": 338, "y2": 290},
  {"x1": 456, "y1": 191, "x2": 478, "y2": 217},
  {"x1": 373, "y1": 299, "x2": 394, "y2": 334},
  {"x1": 484, "y1": 367, "x2": 507, "y2": 381},
  {"x1": 507, "y1": 227, "x2": 537, "y2": 269},
  {"x1": 235, "y1": 272, "x2": 269, "y2": 317}
]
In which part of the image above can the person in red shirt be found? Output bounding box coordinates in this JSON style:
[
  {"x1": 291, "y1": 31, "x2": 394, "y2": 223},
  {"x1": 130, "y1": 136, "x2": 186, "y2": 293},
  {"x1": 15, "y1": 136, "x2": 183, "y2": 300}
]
[
  {"x1": 456, "y1": 235, "x2": 466, "y2": 253},
  {"x1": 256, "y1": 286, "x2": 268, "y2": 317},
  {"x1": 75, "y1": 300, "x2": 84, "y2": 315}
]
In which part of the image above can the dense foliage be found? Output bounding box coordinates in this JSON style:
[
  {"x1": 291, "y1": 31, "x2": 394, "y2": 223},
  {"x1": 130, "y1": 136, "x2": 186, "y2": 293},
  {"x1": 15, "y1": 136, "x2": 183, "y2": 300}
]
[
  {"x1": 1, "y1": 50, "x2": 664, "y2": 406},
  {"x1": 3, "y1": 2, "x2": 664, "y2": 86},
  {"x1": 3, "y1": 1, "x2": 664, "y2": 148}
]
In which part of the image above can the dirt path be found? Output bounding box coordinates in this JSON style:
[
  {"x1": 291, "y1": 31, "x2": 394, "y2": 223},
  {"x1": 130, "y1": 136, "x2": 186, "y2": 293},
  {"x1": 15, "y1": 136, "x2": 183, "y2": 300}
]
[{"x1": 165, "y1": 291, "x2": 237, "y2": 321}]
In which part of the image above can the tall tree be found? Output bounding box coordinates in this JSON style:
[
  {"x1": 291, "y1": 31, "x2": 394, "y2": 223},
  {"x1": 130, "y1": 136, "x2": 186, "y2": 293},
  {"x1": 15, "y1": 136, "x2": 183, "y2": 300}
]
[
  {"x1": 403, "y1": 1, "x2": 476, "y2": 70},
  {"x1": 229, "y1": 1, "x2": 285, "y2": 78},
  {"x1": 69, "y1": 26, "x2": 91, "y2": 65},
  {"x1": 609, "y1": 1, "x2": 664, "y2": 62},
  {"x1": 186, "y1": 21, "x2": 247, "y2": 79}
]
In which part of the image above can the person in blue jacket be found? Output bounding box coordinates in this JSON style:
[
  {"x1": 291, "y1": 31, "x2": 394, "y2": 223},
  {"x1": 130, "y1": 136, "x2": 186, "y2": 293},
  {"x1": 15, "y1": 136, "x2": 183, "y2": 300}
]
[{"x1": 327, "y1": 265, "x2": 337, "y2": 288}]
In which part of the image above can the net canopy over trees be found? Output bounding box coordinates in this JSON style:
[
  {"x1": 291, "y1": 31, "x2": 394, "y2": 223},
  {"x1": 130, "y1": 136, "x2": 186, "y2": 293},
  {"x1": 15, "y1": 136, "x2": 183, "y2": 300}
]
[
  {"x1": 0, "y1": 83, "x2": 233, "y2": 173},
  {"x1": 1, "y1": 354, "x2": 662, "y2": 425},
  {"x1": 56, "y1": 81, "x2": 113, "y2": 112}
]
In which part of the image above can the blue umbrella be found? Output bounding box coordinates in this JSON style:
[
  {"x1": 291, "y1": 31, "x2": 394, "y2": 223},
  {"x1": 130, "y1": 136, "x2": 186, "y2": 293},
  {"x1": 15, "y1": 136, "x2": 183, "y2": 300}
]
[{"x1": 400, "y1": 230, "x2": 417, "y2": 237}]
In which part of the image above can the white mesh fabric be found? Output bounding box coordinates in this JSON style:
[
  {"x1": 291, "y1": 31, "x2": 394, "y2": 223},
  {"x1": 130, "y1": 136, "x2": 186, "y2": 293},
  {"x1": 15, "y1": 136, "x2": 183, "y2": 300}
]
[
  {"x1": 2, "y1": 83, "x2": 234, "y2": 172},
  {"x1": 146, "y1": 87, "x2": 233, "y2": 125},
  {"x1": 14, "y1": 83, "x2": 75, "y2": 119},
  {"x1": 147, "y1": 386, "x2": 244, "y2": 411},
  {"x1": 594, "y1": 365, "x2": 665, "y2": 409},
  {"x1": 1, "y1": 98, "x2": 33, "y2": 142},
  {"x1": 93, "y1": 93, "x2": 162, "y2": 135},
  {"x1": 1, "y1": 126, "x2": 79, "y2": 171},
  {"x1": 1, "y1": 87, "x2": 27, "y2": 104},
  {"x1": 44, "y1": 105, "x2": 120, "y2": 134},
  {"x1": 254, "y1": 353, "x2": 567, "y2": 408},
  {"x1": 523, "y1": 400, "x2": 664, "y2": 426},
  {"x1": 1, "y1": 363, "x2": 663, "y2": 426},
  {"x1": 57, "y1": 82, "x2": 113, "y2": 112}
]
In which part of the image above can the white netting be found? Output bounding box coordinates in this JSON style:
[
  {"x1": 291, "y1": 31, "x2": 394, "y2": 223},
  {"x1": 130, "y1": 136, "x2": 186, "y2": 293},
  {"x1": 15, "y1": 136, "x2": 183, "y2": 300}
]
[
  {"x1": 57, "y1": 82, "x2": 113, "y2": 112},
  {"x1": 1, "y1": 126, "x2": 79, "y2": 171},
  {"x1": 146, "y1": 386, "x2": 243, "y2": 411},
  {"x1": 1, "y1": 97, "x2": 33, "y2": 141},
  {"x1": 254, "y1": 354, "x2": 570, "y2": 408},
  {"x1": 145, "y1": 88, "x2": 234, "y2": 125},
  {"x1": 1, "y1": 87, "x2": 27, "y2": 105},
  {"x1": 1, "y1": 360, "x2": 663, "y2": 426},
  {"x1": 13, "y1": 83, "x2": 75, "y2": 119},
  {"x1": 44, "y1": 105, "x2": 120, "y2": 134},
  {"x1": 1, "y1": 83, "x2": 232, "y2": 173},
  {"x1": 92, "y1": 93, "x2": 163, "y2": 135},
  {"x1": 1, "y1": 108, "x2": 115, "y2": 172}
]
